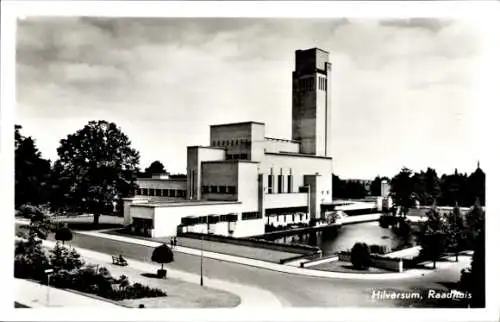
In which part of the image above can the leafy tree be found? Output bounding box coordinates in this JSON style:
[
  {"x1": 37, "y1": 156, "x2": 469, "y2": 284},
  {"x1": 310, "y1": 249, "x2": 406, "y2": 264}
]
[
  {"x1": 151, "y1": 243, "x2": 174, "y2": 272},
  {"x1": 53, "y1": 120, "x2": 140, "y2": 225},
  {"x1": 15, "y1": 125, "x2": 51, "y2": 208},
  {"x1": 446, "y1": 204, "x2": 465, "y2": 261},
  {"x1": 144, "y1": 161, "x2": 167, "y2": 177},
  {"x1": 19, "y1": 205, "x2": 52, "y2": 240},
  {"x1": 66, "y1": 247, "x2": 85, "y2": 271},
  {"x1": 423, "y1": 168, "x2": 441, "y2": 205},
  {"x1": 390, "y1": 167, "x2": 415, "y2": 217},
  {"x1": 14, "y1": 238, "x2": 50, "y2": 280},
  {"x1": 466, "y1": 166, "x2": 485, "y2": 206},
  {"x1": 418, "y1": 207, "x2": 448, "y2": 268},
  {"x1": 370, "y1": 176, "x2": 382, "y2": 196},
  {"x1": 350, "y1": 242, "x2": 371, "y2": 270},
  {"x1": 55, "y1": 225, "x2": 73, "y2": 245},
  {"x1": 50, "y1": 241, "x2": 70, "y2": 271},
  {"x1": 465, "y1": 200, "x2": 485, "y2": 249},
  {"x1": 331, "y1": 174, "x2": 344, "y2": 198},
  {"x1": 460, "y1": 228, "x2": 485, "y2": 307}
]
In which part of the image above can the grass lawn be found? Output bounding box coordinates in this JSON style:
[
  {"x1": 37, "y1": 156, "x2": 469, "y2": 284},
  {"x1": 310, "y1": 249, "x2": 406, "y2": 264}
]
[
  {"x1": 106, "y1": 229, "x2": 301, "y2": 263},
  {"x1": 307, "y1": 260, "x2": 393, "y2": 274}
]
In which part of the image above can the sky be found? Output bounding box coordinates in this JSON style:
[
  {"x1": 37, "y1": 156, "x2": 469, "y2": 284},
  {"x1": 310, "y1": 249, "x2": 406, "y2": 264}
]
[{"x1": 15, "y1": 17, "x2": 485, "y2": 179}]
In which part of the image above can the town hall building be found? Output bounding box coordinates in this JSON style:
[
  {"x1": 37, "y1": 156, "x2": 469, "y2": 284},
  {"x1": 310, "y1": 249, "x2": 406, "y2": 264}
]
[{"x1": 123, "y1": 48, "x2": 336, "y2": 238}]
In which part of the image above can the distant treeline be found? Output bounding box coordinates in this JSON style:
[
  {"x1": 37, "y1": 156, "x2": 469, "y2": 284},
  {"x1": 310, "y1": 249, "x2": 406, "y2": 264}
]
[{"x1": 332, "y1": 166, "x2": 485, "y2": 207}]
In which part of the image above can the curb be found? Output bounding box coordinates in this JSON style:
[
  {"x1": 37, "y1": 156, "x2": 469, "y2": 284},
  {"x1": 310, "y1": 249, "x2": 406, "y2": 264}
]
[
  {"x1": 76, "y1": 230, "x2": 438, "y2": 281},
  {"x1": 38, "y1": 239, "x2": 283, "y2": 308}
]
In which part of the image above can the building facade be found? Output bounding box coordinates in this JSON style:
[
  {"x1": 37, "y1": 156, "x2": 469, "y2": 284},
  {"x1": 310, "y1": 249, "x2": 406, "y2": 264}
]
[{"x1": 124, "y1": 48, "x2": 335, "y2": 238}]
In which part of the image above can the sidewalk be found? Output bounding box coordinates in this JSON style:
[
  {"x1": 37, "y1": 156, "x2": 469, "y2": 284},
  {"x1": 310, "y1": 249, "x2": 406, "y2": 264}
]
[
  {"x1": 15, "y1": 278, "x2": 120, "y2": 308},
  {"x1": 76, "y1": 230, "x2": 448, "y2": 280},
  {"x1": 39, "y1": 239, "x2": 282, "y2": 308}
]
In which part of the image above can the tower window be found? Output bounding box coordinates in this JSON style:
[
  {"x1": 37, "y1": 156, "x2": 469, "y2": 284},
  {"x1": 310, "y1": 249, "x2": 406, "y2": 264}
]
[
  {"x1": 267, "y1": 174, "x2": 274, "y2": 194},
  {"x1": 287, "y1": 175, "x2": 293, "y2": 193},
  {"x1": 278, "y1": 175, "x2": 283, "y2": 193}
]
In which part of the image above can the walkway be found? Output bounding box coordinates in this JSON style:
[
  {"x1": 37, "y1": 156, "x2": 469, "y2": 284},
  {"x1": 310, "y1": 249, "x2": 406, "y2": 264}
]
[
  {"x1": 15, "y1": 278, "x2": 120, "y2": 308},
  {"x1": 77, "y1": 230, "x2": 439, "y2": 280},
  {"x1": 38, "y1": 239, "x2": 282, "y2": 308}
]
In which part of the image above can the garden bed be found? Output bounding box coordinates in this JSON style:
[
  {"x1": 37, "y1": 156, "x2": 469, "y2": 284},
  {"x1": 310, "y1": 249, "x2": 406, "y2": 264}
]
[{"x1": 306, "y1": 260, "x2": 393, "y2": 274}]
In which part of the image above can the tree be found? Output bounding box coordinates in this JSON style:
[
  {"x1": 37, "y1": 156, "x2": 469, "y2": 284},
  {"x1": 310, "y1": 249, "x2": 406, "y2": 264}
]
[
  {"x1": 144, "y1": 161, "x2": 167, "y2": 177},
  {"x1": 49, "y1": 241, "x2": 70, "y2": 271},
  {"x1": 462, "y1": 228, "x2": 485, "y2": 307},
  {"x1": 465, "y1": 199, "x2": 485, "y2": 249},
  {"x1": 15, "y1": 125, "x2": 51, "y2": 208},
  {"x1": 55, "y1": 225, "x2": 73, "y2": 245},
  {"x1": 446, "y1": 204, "x2": 465, "y2": 261},
  {"x1": 14, "y1": 238, "x2": 50, "y2": 280},
  {"x1": 331, "y1": 174, "x2": 344, "y2": 198},
  {"x1": 66, "y1": 247, "x2": 85, "y2": 271},
  {"x1": 418, "y1": 206, "x2": 448, "y2": 268},
  {"x1": 151, "y1": 243, "x2": 174, "y2": 277},
  {"x1": 390, "y1": 167, "x2": 415, "y2": 218},
  {"x1": 466, "y1": 166, "x2": 485, "y2": 206},
  {"x1": 19, "y1": 205, "x2": 52, "y2": 240},
  {"x1": 370, "y1": 176, "x2": 382, "y2": 196},
  {"x1": 423, "y1": 168, "x2": 441, "y2": 205},
  {"x1": 350, "y1": 242, "x2": 371, "y2": 270},
  {"x1": 54, "y1": 120, "x2": 140, "y2": 225}
]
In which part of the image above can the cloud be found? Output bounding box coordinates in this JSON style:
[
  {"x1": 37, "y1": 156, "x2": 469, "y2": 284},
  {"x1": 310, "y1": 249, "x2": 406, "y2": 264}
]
[{"x1": 15, "y1": 17, "x2": 483, "y2": 178}]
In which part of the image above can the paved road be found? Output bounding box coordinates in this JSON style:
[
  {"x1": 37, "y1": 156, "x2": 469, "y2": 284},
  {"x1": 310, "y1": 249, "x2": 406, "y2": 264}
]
[{"x1": 62, "y1": 231, "x2": 468, "y2": 308}]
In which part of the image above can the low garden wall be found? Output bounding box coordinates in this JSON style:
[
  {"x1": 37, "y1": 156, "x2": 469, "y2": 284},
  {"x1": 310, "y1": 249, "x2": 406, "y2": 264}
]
[
  {"x1": 370, "y1": 255, "x2": 403, "y2": 272},
  {"x1": 179, "y1": 232, "x2": 320, "y2": 255},
  {"x1": 336, "y1": 252, "x2": 404, "y2": 272}
]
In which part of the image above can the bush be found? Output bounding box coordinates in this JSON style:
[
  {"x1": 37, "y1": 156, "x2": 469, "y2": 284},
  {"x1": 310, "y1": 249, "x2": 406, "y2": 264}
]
[
  {"x1": 151, "y1": 243, "x2": 174, "y2": 272},
  {"x1": 55, "y1": 226, "x2": 73, "y2": 245},
  {"x1": 350, "y1": 242, "x2": 371, "y2": 270}
]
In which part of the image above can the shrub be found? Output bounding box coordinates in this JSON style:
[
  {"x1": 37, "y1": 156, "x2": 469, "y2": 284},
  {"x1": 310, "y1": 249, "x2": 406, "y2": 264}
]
[
  {"x1": 14, "y1": 239, "x2": 50, "y2": 280},
  {"x1": 350, "y1": 242, "x2": 371, "y2": 270},
  {"x1": 55, "y1": 226, "x2": 73, "y2": 245},
  {"x1": 151, "y1": 243, "x2": 174, "y2": 271}
]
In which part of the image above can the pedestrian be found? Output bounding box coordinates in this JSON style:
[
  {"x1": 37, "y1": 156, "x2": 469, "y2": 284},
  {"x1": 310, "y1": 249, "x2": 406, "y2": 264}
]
[
  {"x1": 173, "y1": 237, "x2": 177, "y2": 248},
  {"x1": 170, "y1": 238, "x2": 174, "y2": 249}
]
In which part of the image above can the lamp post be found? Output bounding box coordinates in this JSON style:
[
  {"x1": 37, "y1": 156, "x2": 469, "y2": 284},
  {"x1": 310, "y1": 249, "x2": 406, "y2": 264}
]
[
  {"x1": 200, "y1": 233, "x2": 204, "y2": 287},
  {"x1": 44, "y1": 268, "x2": 54, "y2": 307},
  {"x1": 306, "y1": 184, "x2": 311, "y2": 226}
]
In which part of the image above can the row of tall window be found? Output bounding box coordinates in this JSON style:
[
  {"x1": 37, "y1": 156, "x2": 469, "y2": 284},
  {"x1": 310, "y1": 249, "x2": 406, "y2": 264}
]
[
  {"x1": 318, "y1": 76, "x2": 327, "y2": 91},
  {"x1": 297, "y1": 77, "x2": 314, "y2": 93},
  {"x1": 227, "y1": 153, "x2": 248, "y2": 160},
  {"x1": 212, "y1": 139, "x2": 251, "y2": 147},
  {"x1": 267, "y1": 213, "x2": 308, "y2": 222},
  {"x1": 242, "y1": 211, "x2": 262, "y2": 220},
  {"x1": 136, "y1": 188, "x2": 186, "y2": 198},
  {"x1": 267, "y1": 174, "x2": 293, "y2": 194},
  {"x1": 296, "y1": 76, "x2": 327, "y2": 92},
  {"x1": 201, "y1": 185, "x2": 237, "y2": 194},
  {"x1": 180, "y1": 213, "x2": 238, "y2": 226}
]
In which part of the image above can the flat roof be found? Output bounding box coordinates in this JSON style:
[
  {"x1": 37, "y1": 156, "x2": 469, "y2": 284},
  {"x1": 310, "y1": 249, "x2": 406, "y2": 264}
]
[
  {"x1": 202, "y1": 160, "x2": 259, "y2": 164},
  {"x1": 132, "y1": 200, "x2": 242, "y2": 208},
  {"x1": 265, "y1": 137, "x2": 300, "y2": 143},
  {"x1": 296, "y1": 47, "x2": 330, "y2": 54},
  {"x1": 137, "y1": 178, "x2": 187, "y2": 182},
  {"x1": 210, "y1": 121, "x2": 265, "y2": 128},
  {"x1": 265, "y1": 152, "x2": 333, "y2": 160},
  {"x1": 187, "y1": 145, "x2": 226, "y2": 150}
]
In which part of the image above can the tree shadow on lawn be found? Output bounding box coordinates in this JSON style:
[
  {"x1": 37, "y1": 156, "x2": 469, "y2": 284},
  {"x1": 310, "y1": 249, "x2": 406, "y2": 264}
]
[
  {"x1": 64, "y1": 223, "x2": 123, "y2": 231},
  {"x1": 141, "y1": 272, "x2": 164, "y2": 279},
  {"x1": 340, "y1": 264, "x2": 369, "y2": 271}
]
